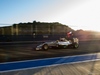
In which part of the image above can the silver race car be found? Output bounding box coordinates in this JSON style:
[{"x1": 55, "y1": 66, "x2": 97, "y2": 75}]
[{"x1": 35, "y1": 38, "x2": 79, "y2": 50}]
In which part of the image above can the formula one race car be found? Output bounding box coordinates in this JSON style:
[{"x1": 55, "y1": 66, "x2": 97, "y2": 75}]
[{"x1": 35, "y1": 38, "x2": 79, "y2": 50}]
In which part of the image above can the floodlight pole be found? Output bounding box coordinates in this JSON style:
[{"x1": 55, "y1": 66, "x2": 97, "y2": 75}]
[
  {"x1": 16, "y1": 24, "x2": 18, "y2": 35},
  {"x1": 2, "y1": 27, "x2": 4, "y2": 35},
  {"x1": 31, "y1": 24, "x2": 33, "y2": 35},
  {"x1": 11, "y1": 25, "x2": 13, "y2": 35}
]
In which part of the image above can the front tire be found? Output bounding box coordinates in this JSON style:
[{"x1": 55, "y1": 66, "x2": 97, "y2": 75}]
[
  {"x1": 42, "y1": 44, "x2": 49, "y2": 50},
  {"x1": 73, "y1": 43, "x2": 79, "y2": 49}
]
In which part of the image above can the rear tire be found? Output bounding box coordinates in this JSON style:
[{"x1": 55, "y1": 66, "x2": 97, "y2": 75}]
[
  {"x1": 42, "y1": 44, "x2": 49, "y2": 50},
  {"x1": 73, "y1": 43, "x2": 79, "y2": 49}
]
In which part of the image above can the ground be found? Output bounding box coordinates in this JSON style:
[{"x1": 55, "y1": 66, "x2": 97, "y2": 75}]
[{"x1": 0, "y1": 40, "x2": 100, "y2": 63}]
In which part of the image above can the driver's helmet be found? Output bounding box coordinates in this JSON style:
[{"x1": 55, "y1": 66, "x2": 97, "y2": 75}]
[
  {"x1": 68, "y1": 31, "x2": 72, "y2": 34},
  {"x1": 67, "y1": 31, "x2": 73, "y2": 37}
]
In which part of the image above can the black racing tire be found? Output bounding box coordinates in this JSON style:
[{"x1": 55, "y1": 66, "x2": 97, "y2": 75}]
[
  {"x1": 42, "y1": 44, "x2": 49, "y2": 50},
  {"x1": 73, "y1": 43, "x2": 79, "y2": 49}
]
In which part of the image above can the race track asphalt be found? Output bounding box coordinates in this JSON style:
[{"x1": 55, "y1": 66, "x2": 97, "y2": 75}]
[{"x1": 0, "y1": 40, "x2": 100, "y2": 63}]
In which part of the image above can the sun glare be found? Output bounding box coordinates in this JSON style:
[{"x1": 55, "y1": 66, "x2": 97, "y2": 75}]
[
  {"x1": 70, "y1": 25, "x2": 100, "y2": 32},
  {"x1": 84, "y1": 25, "x2": 100, "y2": 32}
]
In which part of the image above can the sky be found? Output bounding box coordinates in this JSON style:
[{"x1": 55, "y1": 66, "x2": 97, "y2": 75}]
[{"x1": 0, "y1": 0, "x2": 100, "y2": 31}]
